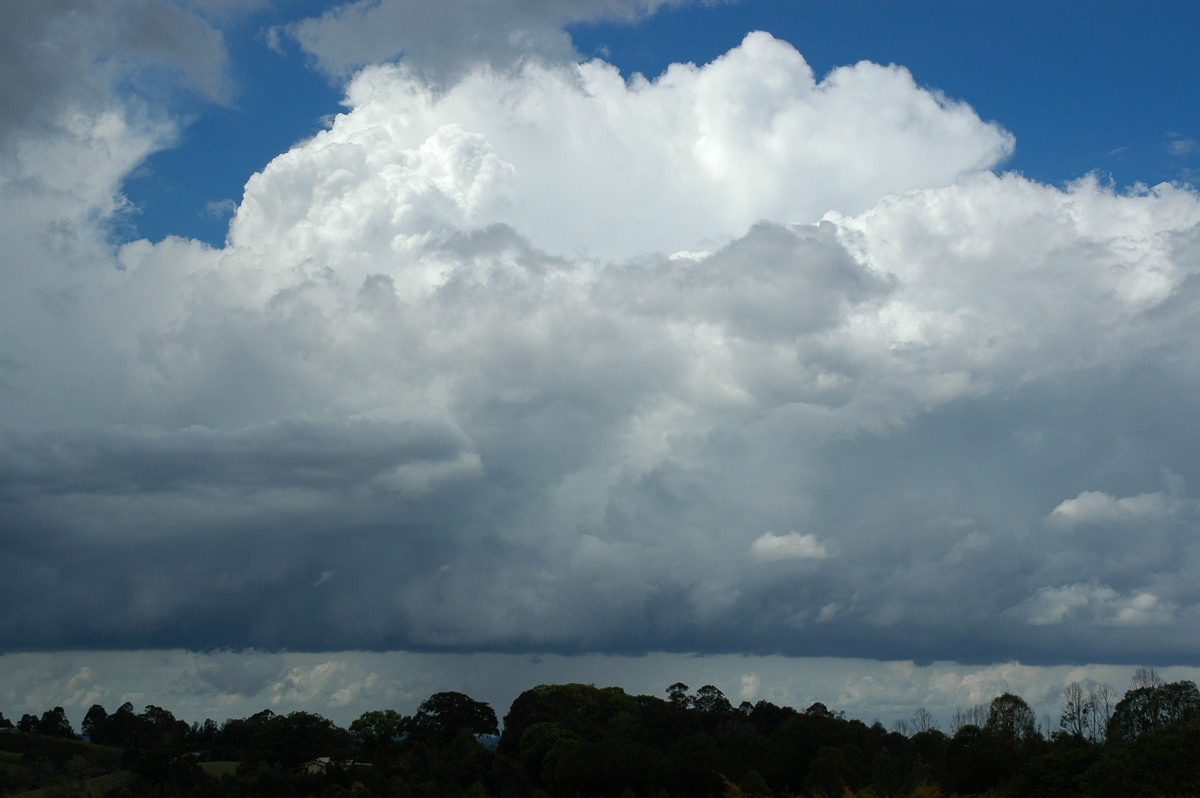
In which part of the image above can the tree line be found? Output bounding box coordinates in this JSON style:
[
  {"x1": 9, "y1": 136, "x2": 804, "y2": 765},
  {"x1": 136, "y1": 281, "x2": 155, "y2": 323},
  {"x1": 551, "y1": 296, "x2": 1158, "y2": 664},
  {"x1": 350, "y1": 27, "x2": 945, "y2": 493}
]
[{"x1": 1, "y1": 668, "x2": 1198, "y2": 797}]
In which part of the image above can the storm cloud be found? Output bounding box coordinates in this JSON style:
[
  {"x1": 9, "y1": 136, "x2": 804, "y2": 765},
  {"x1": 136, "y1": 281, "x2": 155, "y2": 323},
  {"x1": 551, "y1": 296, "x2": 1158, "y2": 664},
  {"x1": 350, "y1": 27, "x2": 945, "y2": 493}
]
[{"x1": 3, "y1": 2, "x2": 1200, "y2": 679}]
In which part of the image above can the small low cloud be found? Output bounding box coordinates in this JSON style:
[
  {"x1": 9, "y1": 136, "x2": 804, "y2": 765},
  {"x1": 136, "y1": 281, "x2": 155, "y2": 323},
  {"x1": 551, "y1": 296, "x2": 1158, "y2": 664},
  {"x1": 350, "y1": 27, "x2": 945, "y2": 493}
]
[
  {"x1": 1022, "y1": 583, "x2": 1176, "y2": 627},
  {"x1": 267, "y1": 661, "x2": 392, "y2": 711},
  {"x1": 739, "y1": 672, "x2": 761, "y2": 701},
  {"x1": 1046, "y1": 488, "x2": 1195, "y2": 528},
  {"x1": 203, "y1": 198, "x2": 238, "y2": 219},
  {"x1": 750, "y1": 531, "x2": 829, "y2": 562}
]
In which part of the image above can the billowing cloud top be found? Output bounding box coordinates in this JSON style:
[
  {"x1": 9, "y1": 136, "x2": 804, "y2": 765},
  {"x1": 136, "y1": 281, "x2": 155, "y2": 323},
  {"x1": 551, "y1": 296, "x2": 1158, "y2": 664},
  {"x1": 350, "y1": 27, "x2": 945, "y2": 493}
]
[
  {"x1": 234, "y1": 31, "x2": 1014, "y2": 261},
  {"x1": 3, "y1": 5, "x2": 1200, "y2": 667}
]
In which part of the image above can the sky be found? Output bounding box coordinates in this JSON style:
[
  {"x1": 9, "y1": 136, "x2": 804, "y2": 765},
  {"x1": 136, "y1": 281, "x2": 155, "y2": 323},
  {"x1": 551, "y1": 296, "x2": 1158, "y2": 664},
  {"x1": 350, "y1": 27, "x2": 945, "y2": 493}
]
[{"x1": 2, "y1": 0, "x2": 1200, "y2": 732}]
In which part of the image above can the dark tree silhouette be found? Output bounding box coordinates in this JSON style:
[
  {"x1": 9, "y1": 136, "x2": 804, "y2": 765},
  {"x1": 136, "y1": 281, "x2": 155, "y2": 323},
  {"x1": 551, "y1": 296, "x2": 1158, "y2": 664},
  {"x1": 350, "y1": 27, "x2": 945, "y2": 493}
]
[
  {"x1": 985, "y1": 693, "x2": 1038, "y2": 745},
  {"x1": 81, "y1": 703, "x2": 108, "y2": 741},
  {"x1": 1108, "y1": 680, "x2": 1200, "y2": 741},
  {"x1": 411, "y1": 691, "x2": 498, "y2": 743},
  {"x1": 666, "y1": 682, "x2": 691, "y2": 709}
]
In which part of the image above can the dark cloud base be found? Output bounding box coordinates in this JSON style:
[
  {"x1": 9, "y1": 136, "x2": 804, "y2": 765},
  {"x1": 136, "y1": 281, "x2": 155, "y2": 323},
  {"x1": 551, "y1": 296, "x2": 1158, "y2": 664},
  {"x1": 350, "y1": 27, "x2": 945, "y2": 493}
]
[{"x1": 4, "y1": 362, "x2": 1199, "y2": 666}]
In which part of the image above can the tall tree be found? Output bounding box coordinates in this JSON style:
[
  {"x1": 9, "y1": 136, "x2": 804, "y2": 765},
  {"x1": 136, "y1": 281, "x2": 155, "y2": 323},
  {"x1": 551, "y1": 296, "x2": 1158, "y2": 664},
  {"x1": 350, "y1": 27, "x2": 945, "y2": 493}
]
[
  {"x1": 188, "y1": 717, "x2": 219, "y2": 746},
  {"x1": 666, "y1": 682, "x2": 691, "y2": 709},
  {"x1": 985, "y1": 693, "x2": 1038, "y2": 745},
  {"x1": 105, "y1": 701, "x2": 142, "y2": 747},
  {"x1": 1059, "y1": 682, "x2": 1092, "y2": 740},
  {"x1": 1130, "y1": 666, "x2": 1165, "y2": 690},
  {"x1": 139, "y1": 705, "x2": 189, "y2": 749},
  {"x1": 911, "y1": 706, "x2": 938, "y2": 733},
  {"x1": 1108, "y1": 680, "x2": 1200, "y2": 741},
  {"x1": 350, "y1": 708, "x2": 408, "y2": 747},
  {"x1": 692, "y1": 684, "x2": 733, "y2": 715},
  {"x1": 81, "y1": 704, "x2": 108, "y2": 741},
  {"x1": 951, "y1": 703, "x2": 988, "y2": 733},
  {"x1": 411, "y1": 691, "x2": 498, "y2": 743},
  {"x1": 1088, "y1": 682, "x2": 1117, "y2": 743},
  {"x1": 37, "y1": 707, "x2": 74, "y2": 738}
]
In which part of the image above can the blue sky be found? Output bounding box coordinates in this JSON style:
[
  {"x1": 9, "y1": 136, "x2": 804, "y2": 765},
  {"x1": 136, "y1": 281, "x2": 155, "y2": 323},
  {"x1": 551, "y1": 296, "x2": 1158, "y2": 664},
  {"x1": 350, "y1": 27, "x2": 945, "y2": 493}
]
[
  {"x1": 4, "y1": 0, "x2": 1200, "y2": 730},
  {"x1": 123, "y1": 1, "x2": 1200, "y2": 247}
]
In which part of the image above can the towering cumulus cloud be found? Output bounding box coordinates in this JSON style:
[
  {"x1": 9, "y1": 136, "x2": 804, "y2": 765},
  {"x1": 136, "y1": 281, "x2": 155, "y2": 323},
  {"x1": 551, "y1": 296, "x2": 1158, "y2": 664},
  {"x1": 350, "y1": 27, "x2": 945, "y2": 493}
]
[
  {"x1": 3, "y1": 16, "x2": 1200, "y2": 670},
  {"x1": 235, "y1": 31, "x2": 1013, "y2": 262}
]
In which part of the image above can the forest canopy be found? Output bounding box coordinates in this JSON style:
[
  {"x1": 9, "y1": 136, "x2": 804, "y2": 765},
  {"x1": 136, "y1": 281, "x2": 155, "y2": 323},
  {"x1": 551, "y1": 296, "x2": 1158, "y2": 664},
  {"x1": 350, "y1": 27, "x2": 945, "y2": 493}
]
[{"x1": 1, "y1": 671, "x2": 1198, "y2": 797}]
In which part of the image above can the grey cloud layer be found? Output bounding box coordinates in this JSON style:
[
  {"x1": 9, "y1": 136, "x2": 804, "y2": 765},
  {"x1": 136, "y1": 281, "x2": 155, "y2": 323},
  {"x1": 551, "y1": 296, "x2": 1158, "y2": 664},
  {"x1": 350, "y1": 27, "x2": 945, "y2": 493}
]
[
  {"x1": 0, "y1": 0, "x2": 228, "y2": 150},
  {"x1": 2, "y1": 17, "x2": 1200, "y2": 667},
  {"x1": 287, "y1": 0, "x2": 694, "y2": 82}
]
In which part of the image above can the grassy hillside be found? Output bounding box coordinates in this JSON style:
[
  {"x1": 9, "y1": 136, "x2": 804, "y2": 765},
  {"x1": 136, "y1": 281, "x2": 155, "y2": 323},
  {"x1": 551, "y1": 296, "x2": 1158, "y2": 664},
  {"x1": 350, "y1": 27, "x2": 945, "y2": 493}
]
[{"x1": 0, "y1": 733, "x2": 123, "y2": 797}]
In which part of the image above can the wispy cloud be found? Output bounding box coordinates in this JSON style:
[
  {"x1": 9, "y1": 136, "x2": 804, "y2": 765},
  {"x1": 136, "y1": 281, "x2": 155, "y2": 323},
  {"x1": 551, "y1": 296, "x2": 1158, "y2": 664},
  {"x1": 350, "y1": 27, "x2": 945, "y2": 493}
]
[{"x1": 1168, "y1": 138, "x2": 1197, "y2": 156}]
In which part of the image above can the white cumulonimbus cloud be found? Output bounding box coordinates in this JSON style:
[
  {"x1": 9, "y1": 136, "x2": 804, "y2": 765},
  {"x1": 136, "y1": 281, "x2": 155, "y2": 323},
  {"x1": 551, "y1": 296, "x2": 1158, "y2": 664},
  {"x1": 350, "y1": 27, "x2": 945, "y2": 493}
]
[{"x1": 3, "y1": 14, "x2": 1200, "y2": 668}]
